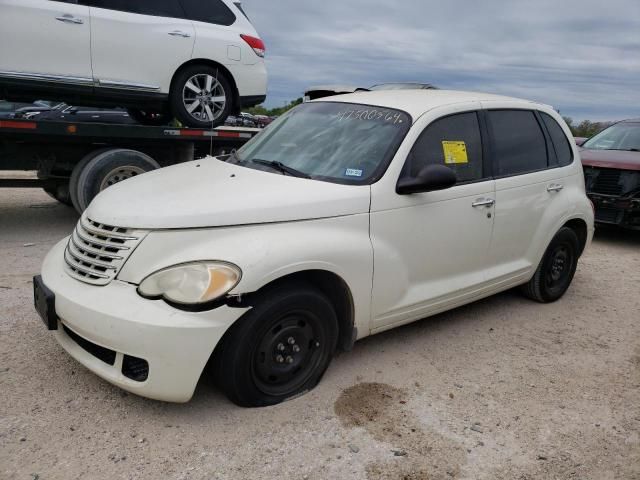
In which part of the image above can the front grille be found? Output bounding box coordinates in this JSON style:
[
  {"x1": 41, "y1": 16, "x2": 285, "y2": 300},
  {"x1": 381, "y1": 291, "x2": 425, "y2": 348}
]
[
  {"x1": 595, "y1": 206, "x2": 622, "y2": 224},
  {"x1": 63, "y1": 325, "x2": 116, "y2": 365},
  {"x1": 585, "y1": 167, "x2": 623, "y2": 196},
  {"x1": 64, "y1": 215, "x2": 148, "y2": 286}
]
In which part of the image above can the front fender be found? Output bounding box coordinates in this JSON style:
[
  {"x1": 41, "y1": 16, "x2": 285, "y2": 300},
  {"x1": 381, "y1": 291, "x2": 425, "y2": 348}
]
[{"x1": 118, "y1": 214, "x2": 373, "y2": 336}]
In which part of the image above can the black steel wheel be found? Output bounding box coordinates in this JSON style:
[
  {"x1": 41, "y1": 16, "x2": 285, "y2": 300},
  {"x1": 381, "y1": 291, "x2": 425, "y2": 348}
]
[
  {"x1": 215, "y1": 283, "x2": 338, "y2": 407},
  {"x1": 521, "y1": 227, "x2": 580, "y2": 303}
]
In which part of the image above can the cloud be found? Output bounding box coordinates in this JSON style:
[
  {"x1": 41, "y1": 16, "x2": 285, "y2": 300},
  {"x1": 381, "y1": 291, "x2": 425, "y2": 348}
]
[{"x1": 242, "y1": 0, "x2": 640, "y2": 121}]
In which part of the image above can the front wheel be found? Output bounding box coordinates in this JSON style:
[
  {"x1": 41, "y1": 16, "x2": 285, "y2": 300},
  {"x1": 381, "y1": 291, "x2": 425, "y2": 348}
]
[
  {"x1": 170, "y1": 65, "x2": 233, "y2": 128},
  {"x1": 521, "y1": 227, "x2": 580, "y2": 303},
  {"x1": 215, "y1": 283, "x2": 338, "y2": 407}
]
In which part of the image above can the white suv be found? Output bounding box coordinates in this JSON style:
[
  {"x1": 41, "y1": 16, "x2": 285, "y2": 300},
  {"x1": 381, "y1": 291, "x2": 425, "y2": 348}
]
[
  {"x1": 0, "y1": 0, "x2": 267, "y2": 127},
  {"x1": 35, "y1": 90, "x2": 594, "y2": 407}
]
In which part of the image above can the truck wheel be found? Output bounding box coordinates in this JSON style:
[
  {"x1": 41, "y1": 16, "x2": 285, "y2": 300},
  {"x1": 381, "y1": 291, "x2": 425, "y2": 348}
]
[
  {"x1": 215, "y1": 283, "x2": 338, "y2": 407},
  {"x1": 520, "y1": 227, "x2": 580, "y2": 303},
  {"x1": 170, "y1": 65, "x2": 233, "y2": 128},
  {"x1": 43, "y1": 182, "x2": 72, "y2": 206},
  {"x1": 127, "y1": 109, "x2": 172, "y2": 126},
  {"x1": 69, "y1": 148, "x2": 159, "y2": 213}
]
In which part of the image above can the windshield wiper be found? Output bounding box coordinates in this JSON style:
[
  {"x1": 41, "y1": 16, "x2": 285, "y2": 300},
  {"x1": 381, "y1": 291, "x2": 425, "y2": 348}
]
[{"x1": 251, "y1": 159, "x2": 311, "y2": 178}]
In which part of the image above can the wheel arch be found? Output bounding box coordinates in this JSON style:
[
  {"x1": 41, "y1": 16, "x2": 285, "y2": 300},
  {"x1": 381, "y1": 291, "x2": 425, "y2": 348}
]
[
  {"x1": 562, "y1": 217, "x2": 588, "y2": 256},
  {"x1": 170, "y1": 59, "x2": 240, "y2": 114}
]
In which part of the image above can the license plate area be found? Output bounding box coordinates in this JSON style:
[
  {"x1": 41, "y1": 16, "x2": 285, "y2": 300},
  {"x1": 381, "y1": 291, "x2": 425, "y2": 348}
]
[{"x1": 33, "y1": 275, "x2": 58, "y2": 330}]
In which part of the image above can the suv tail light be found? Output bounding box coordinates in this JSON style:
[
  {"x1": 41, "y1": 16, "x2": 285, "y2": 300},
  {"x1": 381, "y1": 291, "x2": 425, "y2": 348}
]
[{"x1": 240, "y1": 34, "x2": 265, "y2": 58}]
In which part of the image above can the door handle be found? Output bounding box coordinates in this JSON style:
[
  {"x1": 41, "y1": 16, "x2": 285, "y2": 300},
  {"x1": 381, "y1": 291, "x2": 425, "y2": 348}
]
[
  {"x1": 547, "y1": 183, "x2": 564, "y2": 192},
  {"x1": 472, "y1": 198, "x2": 495, "y2": 208},
  {"x1": 168, "y1": 30, "x2": 191, "y2": 38},
  {"x1": 55, "y1": 14, "x2": 84, "y2": 24}
]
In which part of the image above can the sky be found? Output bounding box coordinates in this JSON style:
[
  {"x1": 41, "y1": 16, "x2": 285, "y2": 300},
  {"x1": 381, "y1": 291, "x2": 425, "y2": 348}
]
[{"x1": 242, "y1": 0, "x2": 640, "y2": 122}]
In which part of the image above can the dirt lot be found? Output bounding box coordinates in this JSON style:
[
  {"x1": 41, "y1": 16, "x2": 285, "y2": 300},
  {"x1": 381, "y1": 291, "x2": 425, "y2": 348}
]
[{"x1": 1, "y1": 187, "x2": 639, "y2": 480}]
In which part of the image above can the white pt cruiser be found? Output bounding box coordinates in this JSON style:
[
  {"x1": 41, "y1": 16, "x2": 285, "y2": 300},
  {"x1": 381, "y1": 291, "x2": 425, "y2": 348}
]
[{"x1": 35, "y1": 90, "x2": 594, "y2": 407}]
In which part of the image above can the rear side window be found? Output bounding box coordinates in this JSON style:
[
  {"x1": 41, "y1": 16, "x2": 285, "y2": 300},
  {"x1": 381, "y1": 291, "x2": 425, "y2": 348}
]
[
  {"x1": 82, "y1": 0, "x2": 184, "y2": 18},
  {"x1": 403, "y1": 112, "x2": 484, "y2": 183},
  {"x1": 541, "y1": 113, "x2": 573, "y2": 167},
  {"x1": 180, "y1": 0, "x2": 236, "y2": 25},
  {"x1": 489, "y1": 110, "x2": 548, "y2": 176}
]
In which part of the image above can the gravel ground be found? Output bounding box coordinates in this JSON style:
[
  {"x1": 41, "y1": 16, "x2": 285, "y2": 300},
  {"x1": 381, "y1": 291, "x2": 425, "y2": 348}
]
[{"x1": 1, "y1": 187, "x2": 639, "y2": 480}]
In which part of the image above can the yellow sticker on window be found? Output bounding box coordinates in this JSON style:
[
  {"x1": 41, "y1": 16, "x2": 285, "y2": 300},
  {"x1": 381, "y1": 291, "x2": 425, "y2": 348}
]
[{"x1": 442, "y1": 141, "x2": 468, "y2": 164}]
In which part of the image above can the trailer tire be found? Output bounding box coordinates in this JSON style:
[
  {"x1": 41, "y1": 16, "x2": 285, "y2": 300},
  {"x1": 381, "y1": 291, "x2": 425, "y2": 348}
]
[{"x1": 70, "y1": 148, "x2": 159, "y2": 213}]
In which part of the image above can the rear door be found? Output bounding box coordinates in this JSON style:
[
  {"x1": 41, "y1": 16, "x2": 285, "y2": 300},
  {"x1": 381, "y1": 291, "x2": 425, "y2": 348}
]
[
  {"x1": 80, "y1": 0, "x2": 194, "y2": 93},
  {"x1": 483, "y1": 106, "x2": 571, "y2": 285},
  {"x1": 0, "y1": 0, "x2": 92, "y2": 83}
]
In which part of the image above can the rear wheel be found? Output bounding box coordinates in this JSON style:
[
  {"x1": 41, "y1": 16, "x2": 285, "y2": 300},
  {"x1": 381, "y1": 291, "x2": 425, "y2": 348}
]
[
  {"x1": 69, "y1": 148, "x2": 159, "y2": 213},
  {"x1": 215, "y1": 283, "x2": 338, "y2": 407},
  {"x1": 126, "y1": 108, "x2": 172, "y2": 126},
  {"x1": 170, "y1": 65, "x2": 233, "y2": 128},
  {"x1": 521, "y1": 227, "x2": 580, "y2": 303}
]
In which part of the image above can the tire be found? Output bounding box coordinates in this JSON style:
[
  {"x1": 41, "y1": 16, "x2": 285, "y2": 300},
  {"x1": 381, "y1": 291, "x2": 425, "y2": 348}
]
[
  {"x1": 69, "y1": 148, "x2": 160, "y2": 213},
  {"x1": 520, "y1": 227, "x2": 580, "y2": 303},
  {"x1": 43, "y1": 181, "x2": 72, "y2": 206},
  {"x1": 215, "y1": 283, "x2": 339, "y2": 407},
  {"x1": 170, "y1": 65, "x2": 234, "y2": 128},
  {"x1": 126, "y1": 108, "x2": 172, "y2": 126}
]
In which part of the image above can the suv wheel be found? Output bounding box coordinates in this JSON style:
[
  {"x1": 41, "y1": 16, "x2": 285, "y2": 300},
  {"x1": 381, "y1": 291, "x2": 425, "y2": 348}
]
[
  {"x1": 170, "y1": 65, "x2": 233, "y2": 128},
  {"x1": 214, "y1": 283, "x2": 338, "y2": 407},
  {"x1": 521, "y1": 227, "x2": 580, "y2": 303}
]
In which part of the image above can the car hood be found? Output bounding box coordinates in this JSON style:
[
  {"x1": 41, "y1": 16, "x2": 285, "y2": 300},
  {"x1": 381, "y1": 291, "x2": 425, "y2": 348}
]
[
  {"x1": 85, "y1": 158, "x2": 371, "y2": 229},
  {"x1": 580, "y1": 148, "x2": 640, "y2": 171}
]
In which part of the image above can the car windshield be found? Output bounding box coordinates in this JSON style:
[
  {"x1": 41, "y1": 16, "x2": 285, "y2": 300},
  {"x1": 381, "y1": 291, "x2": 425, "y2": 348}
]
[
  {"x1": 229, "y1": 102, "x2": 412, "y2": 184},
  {"x1": 582, "y1": 122, "x2": 640, "y2": 151}
]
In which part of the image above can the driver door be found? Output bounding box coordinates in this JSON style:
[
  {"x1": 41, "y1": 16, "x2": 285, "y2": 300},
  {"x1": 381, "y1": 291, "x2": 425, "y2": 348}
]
[{"x1": 369, "y1": 109, "x2": 496, "y2": 330}]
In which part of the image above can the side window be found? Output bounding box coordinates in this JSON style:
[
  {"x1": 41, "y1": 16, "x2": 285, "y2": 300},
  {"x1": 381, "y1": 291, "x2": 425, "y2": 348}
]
[
  {"x1": 541, "y1": 113, "x2": 573, "y2": 167},
  {"x1": 403, "y1": 112, "x2": 484, "y2": 183},
  {"x1": 180, "y1": 0, "x2": 236, "y2": 26},
  {"x1": 81, "y1": 0, "x2": 184, "y2": 18},
  {"x1": 489, "y1": 110, "x2": 548, "y2": 176}
]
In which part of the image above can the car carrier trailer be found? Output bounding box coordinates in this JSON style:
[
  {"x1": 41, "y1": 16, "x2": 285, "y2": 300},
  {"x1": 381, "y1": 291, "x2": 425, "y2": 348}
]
[{"x1": 0, "y1": 118, "x2": 259, "y2": 213}]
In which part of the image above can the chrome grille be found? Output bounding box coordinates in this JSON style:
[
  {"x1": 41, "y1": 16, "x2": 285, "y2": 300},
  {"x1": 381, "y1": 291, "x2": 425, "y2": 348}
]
[{"x1": 64, "y1": 215, "x2": 148, "y2": 285}]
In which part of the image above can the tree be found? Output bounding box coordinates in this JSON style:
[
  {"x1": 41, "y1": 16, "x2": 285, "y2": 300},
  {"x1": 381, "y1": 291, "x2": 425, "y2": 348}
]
[{"x1": 246, "y1": 98, "x2": 303, "y2": 117}]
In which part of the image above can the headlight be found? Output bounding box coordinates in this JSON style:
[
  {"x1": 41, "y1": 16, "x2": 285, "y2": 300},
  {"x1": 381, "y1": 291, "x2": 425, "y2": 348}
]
[{"x1": 138, "y1": 262, "x2": 241, "y2": 305}]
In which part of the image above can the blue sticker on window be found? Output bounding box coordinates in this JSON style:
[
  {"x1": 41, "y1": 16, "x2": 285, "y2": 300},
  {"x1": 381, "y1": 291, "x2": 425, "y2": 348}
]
[{"x1": 345, "y1": 168, "x2": 363, "y2": 177}]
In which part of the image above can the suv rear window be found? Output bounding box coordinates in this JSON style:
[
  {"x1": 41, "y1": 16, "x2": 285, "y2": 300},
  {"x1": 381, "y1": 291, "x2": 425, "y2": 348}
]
[
  {"x1": 180, "y1": 0, "x2": 236, "y2": 25},
  {"x1": 541, "y1": 113, "x2": 573, "y2": 167},
  {"x1": 489, "y1": 110, "x2": 548, "y2": 176}
]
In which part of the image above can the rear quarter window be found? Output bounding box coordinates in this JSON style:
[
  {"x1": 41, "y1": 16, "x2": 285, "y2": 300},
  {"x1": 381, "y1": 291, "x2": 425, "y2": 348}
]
[
  {"x1": 541, "y1": 113, "x2": 573, "y2": 167},
  {"x1": 180, "y1": 0, "x2": 236, "y2": 25}
]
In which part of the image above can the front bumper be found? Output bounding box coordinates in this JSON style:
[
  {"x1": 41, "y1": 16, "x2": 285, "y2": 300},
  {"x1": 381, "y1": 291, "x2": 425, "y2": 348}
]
[
  {"x1": 588, "y1": 193, "x2": 640, "y2": 229},
  {"x1": 41, "y1": 239, "x2": 248, "y2": 402}
]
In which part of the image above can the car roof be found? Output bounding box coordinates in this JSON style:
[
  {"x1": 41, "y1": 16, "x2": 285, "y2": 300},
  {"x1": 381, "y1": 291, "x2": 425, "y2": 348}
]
[
  {"x1": 620, "y1": 118, "x2": 640, "y2": 123},
  {"x1": 310, "y1": 89, "x2": 539, "y2": 119}
]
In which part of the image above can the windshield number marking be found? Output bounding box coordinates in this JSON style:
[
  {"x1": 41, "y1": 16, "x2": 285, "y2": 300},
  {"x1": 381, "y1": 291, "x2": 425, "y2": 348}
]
[{"x1": 336, "y1": 109, "x2": 404, "y2": 124}]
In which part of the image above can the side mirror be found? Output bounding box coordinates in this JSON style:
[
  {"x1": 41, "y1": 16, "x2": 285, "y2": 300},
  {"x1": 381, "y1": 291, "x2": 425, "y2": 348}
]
[
  {"x1": 574, "y1": 137, "x2": 587, "y2": 147},
  {"x1": 396, "y1": 164, "x2": 457, "y2": 195}
]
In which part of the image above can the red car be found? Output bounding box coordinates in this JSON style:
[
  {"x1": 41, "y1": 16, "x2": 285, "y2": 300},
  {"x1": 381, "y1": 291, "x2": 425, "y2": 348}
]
[{"x1": 579, "y1": 119, "x2": 640, "y2": 229}]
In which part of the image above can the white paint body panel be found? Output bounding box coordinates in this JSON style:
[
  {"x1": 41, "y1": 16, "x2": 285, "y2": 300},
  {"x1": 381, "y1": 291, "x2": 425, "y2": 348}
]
[
  {"x1": 89, "y1": 7, "x2": 195, "y2": 91},
  {"x1": 40, "y1": 90, "x2": 594, "y2": 402},
  {"x1": 0, "y1": 0, "x2": 92, "y2": 80},
  {"x1": 0, "y1": 0, "x2": 266, "y2": 97}
]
